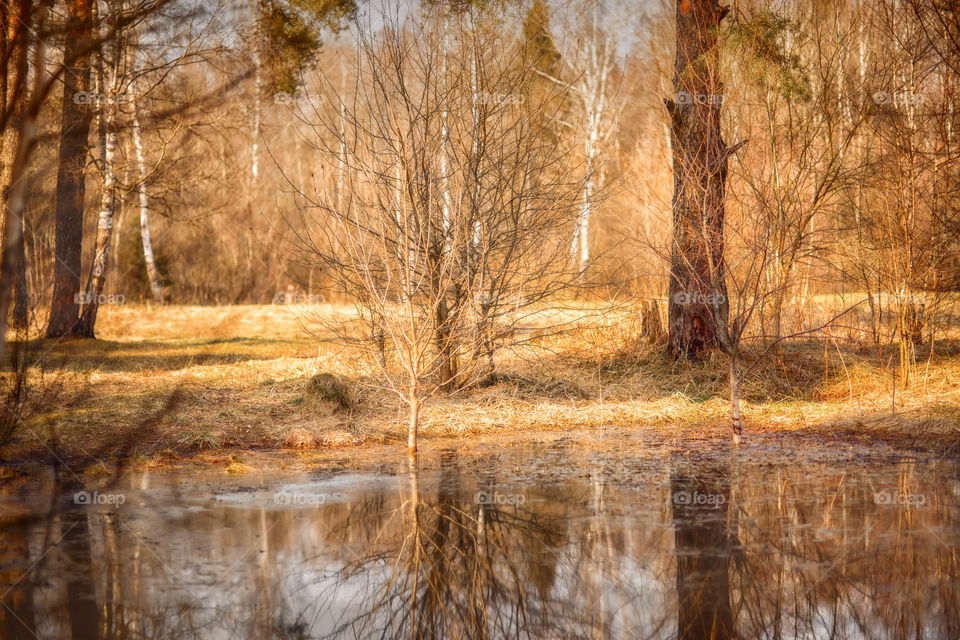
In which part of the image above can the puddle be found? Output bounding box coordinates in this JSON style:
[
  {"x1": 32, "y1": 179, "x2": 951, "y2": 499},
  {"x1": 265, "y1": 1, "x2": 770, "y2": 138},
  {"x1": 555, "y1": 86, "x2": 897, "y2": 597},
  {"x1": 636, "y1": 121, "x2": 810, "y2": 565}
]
[{"x1": 1, "y1": 434, "x2": 958, "y2": 638}]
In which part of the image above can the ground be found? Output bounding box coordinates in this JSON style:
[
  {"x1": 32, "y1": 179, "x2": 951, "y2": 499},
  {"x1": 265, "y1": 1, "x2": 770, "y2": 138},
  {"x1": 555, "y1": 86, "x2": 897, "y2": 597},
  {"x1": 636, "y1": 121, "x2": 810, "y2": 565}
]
[{"x1": 3, "y1": 303, "x2": 959, "y2": 468}]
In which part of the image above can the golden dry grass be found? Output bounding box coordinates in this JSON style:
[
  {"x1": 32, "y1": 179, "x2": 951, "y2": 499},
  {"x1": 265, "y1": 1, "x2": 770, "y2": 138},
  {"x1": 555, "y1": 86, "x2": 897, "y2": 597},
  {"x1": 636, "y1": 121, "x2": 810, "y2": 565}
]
[{"x1": 4, "y1": 302, "x2": 959, "y2": 465}]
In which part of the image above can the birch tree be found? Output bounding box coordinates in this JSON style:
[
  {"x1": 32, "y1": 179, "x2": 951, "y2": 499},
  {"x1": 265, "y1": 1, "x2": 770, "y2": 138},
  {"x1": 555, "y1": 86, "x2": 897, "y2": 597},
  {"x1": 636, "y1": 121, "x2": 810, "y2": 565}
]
[
  {"x1": 131, "y1": 96, "x2": 163, "y2": 303},
  {"x1": 530, "y1": 0, "x2": 619, "y2": 276},
  {"x1": 560, "y1": 0, "x2": 620, "y2": 275},
  {"x1": 76, "y1": 1, "x2": 123, "y2": 336}
]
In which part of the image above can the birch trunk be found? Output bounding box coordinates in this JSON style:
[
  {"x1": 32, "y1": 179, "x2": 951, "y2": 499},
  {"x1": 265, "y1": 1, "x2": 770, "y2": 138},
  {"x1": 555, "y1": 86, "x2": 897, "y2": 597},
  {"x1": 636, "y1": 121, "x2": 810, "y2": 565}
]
[
  {"x1": 568, "y1": 5, "x2": 611, "y2": 275},
  {"x1": 132, "y1": 100, "x2": 163, "y2": 303},
  {"x1": 76, "y1": 59, "x2": 118, "y2": 337},
  {"x1": 251, "y1": 49, "x2": 262, "y2": 182}
]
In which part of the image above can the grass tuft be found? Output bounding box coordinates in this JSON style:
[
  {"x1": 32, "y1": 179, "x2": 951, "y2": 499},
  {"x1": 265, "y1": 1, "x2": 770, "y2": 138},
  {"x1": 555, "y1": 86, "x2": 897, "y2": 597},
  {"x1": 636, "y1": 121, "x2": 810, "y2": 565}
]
[{"x1": 303, "y1": 372, "x2": 352, "y2": 410}]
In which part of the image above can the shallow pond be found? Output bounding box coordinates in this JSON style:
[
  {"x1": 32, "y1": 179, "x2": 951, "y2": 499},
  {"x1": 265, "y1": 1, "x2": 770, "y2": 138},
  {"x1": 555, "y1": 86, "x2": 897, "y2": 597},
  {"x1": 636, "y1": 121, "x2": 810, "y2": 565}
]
[{"x1": 2, "y1": 433, "x2": 959, "y2": 639}]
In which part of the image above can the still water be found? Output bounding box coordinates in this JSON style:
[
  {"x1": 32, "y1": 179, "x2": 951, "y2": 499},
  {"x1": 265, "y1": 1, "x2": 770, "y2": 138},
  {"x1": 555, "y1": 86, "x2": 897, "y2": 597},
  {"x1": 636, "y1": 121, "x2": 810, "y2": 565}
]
[{"x1": 2, "y1": 434, "x2": 959, "y2": 639}]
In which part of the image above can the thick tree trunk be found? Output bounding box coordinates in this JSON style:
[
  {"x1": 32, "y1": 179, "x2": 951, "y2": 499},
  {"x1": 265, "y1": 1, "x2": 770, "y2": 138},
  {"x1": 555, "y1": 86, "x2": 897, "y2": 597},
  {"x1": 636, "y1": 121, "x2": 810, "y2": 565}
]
[
  {"x1": 0, "y1": 0, "x2": 35, "y2": 359},
  {"x1": 45, "y1": 0, "x2": 94, "y2": 338},
  {"x1": 132, "y1": 102, "x2": 163, "y2": 303},
  {"x1": 665, "y1": 0, "x2": 737, "y2": 360}
]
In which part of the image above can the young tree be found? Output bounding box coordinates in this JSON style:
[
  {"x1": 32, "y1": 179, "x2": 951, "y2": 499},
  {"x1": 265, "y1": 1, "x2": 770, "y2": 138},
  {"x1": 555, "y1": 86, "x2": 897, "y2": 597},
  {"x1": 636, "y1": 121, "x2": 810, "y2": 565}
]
[{"x1": 286, "y1": 9, "x2": 581, "y2": 452}]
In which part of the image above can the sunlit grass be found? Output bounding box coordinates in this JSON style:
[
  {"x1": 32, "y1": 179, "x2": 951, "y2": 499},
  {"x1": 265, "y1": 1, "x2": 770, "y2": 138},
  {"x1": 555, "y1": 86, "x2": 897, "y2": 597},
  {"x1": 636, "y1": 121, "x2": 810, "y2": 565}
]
[{"x1": 4, "y1": 301, "x2": 959, "y2": 464}]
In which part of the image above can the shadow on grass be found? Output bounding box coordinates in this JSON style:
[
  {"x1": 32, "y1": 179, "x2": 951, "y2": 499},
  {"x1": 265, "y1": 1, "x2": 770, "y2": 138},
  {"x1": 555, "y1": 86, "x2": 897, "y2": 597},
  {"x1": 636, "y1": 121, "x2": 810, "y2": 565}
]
[{"x1": 4, "y1": 337, "x2": 316, "y2": 373}]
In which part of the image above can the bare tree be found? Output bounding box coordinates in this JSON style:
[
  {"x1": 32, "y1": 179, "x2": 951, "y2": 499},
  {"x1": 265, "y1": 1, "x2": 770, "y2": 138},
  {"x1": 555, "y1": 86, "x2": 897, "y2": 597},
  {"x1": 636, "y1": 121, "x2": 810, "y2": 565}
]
[
  {"x1": 546, "y1": 0, "x2": 621, "y2": 276},
  {"x1": 283, "y1": 8, "x2": 582, "y2": 452}
]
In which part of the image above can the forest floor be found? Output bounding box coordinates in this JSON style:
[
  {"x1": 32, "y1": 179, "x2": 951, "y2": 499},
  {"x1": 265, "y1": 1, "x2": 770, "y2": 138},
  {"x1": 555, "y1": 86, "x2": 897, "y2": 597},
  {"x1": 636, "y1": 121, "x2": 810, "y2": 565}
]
[{"x1": 3, "y1": 303, "x2": 960, "y2": 469}]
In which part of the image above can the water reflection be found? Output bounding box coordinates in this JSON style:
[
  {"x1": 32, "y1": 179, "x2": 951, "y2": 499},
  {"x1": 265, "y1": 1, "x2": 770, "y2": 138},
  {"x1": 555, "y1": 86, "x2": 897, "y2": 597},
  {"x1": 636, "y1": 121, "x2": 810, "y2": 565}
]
[
  {"x1": 671, "y1": 459, "x2": 734, "y2": 640},
  {"x1": 1, "y1": 444, "x2": 959, "y2": 639}
]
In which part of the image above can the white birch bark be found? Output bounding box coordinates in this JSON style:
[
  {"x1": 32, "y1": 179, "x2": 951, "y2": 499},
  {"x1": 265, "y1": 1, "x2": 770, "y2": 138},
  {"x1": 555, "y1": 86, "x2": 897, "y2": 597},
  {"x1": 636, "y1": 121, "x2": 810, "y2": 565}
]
[
  {"x1": 558, "y1": 2, "x2": 616, "y2": 273},
  {"x1": 78, "y1": 52, "x2": 119, "y2": 333},
  {"x1": 252, "y1": 49, "x2": 262, "y2": 182},
  {"x1": 132, "y1": 99, "x2": 163, "y2": 303}
]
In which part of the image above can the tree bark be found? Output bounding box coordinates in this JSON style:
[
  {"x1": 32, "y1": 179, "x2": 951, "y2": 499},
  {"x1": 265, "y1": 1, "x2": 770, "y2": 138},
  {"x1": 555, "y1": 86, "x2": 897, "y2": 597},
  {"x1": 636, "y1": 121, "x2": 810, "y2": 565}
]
[
  {"x1": 76, "y1": 13, "x2": 117, "y2": 338},
  {"x1": 407, "y1": 389, "x2": 420, "y2": 454},
  {"x1": 0, "y1": 0, "x2": 35, "y2": 359},
  {"x1": 132, "y1": 99, "x2": 163, "y2": 303},
  {"x1": 45, "y1": 0, "x2": 94, "y2": 338},
  {"x1": 76, "y1": 93, "x2": 116, "y2": 337},
  {"x1": 665, "y1": 0, "x2": 736, "y2": 360}
]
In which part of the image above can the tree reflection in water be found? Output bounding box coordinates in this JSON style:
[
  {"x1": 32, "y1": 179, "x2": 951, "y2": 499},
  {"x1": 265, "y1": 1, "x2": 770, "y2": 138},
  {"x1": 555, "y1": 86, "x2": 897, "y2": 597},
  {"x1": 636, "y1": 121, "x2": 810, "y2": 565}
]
[
  {"x1": 320, "y1": 451, "x2": 583, "y2": 638},
  {"x1": 1, "y1": 447, "x2": 959, "y2": 639},
  {"x1": 670, "y1": 458, "x2": 734, "y2": 640}
]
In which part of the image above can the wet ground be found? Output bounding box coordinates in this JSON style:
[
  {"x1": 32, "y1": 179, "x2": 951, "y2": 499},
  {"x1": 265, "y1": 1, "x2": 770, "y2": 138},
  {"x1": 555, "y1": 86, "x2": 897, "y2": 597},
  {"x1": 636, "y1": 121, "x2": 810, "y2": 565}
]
[{"x1": 1, "y1": 430, "x2": 958, "y2": 639}]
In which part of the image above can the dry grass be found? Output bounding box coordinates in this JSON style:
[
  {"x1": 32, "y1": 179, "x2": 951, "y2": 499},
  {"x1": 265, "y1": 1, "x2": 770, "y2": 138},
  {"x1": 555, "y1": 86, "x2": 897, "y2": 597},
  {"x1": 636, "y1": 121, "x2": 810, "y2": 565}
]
[{"x1": 3, "y1": 302, "x2": 959, "y2": 465}]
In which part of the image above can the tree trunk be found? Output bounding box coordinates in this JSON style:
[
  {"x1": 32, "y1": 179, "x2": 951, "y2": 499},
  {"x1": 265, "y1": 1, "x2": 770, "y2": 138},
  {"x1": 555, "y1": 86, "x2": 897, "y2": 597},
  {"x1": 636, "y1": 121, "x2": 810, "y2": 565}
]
[
  {"x1": 11, "y1": 222, "x2": 26, "y2": 330},
  {"x1": 407, "y1": 390, "x2": 420, "y2": 454},
  {"x1": 665, "y1": 0, "x2": 737, "y2": 360},
  {"x1": 251, "y1": 49, "x2": 262, "y2": 182},
  {"x1": 728, "y1": 353, "x2": 742, "y2": 445},
  {"x1": 572, "y1": 149, "x2": 594, "y2": 274},
  {"x1": 45, "y1": 0, "x2": 94, "y2": 338},
  {"x1": 0, "y1": 0, "x2": 35, "y2": 360},
  {"x1": 132, "y1": 101, "x2": 163, "y2": 303},
  {"x1": 76, "y1": 30, "x2": 117, "y2": 338}
]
